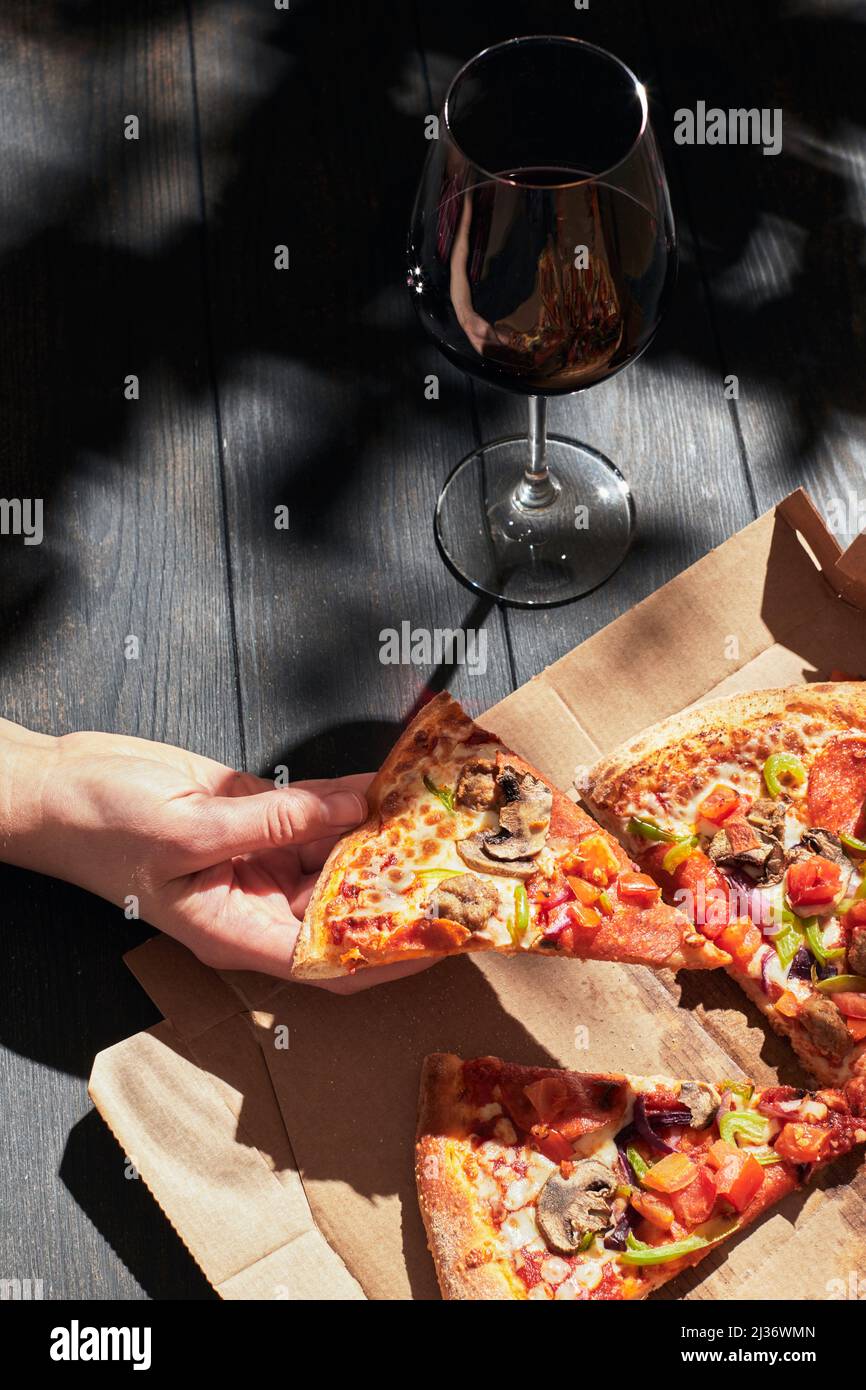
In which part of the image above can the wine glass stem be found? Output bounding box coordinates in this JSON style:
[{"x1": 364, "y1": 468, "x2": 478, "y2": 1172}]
[{"x1": 515, "y1": 395, "x2": 558, "y2": 509}]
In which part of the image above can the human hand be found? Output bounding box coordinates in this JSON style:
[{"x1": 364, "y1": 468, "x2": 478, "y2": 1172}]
[{"x1": 0, "y1": 723, "x2": 430, "y2": 991}]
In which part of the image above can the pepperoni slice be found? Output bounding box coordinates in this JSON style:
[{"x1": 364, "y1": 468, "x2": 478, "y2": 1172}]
[
  {"x1": 807, "y1": 736, "x2": 866, "y2": 836},
  {"x1": 385, "y1": 917, "x2": 470, "y2": 952},
  {"x1": 586, "y1": 902, "x2": 684, "y2": 964},
  {"x1": 487, "y1": 1067, "x2": 628, "y2": 1139},
  {"x1": 522, "y1": 1074, "x2": 628, "y2": 1139}
]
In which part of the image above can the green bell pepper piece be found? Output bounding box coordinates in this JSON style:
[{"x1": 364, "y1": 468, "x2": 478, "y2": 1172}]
[
  {"x1": 627, "y1": 816, "x2": 680, "y2": 843},
  {"x1": 762, "y1": 753, "x2": 806, "y2": 798},
  {"x1": 509, "y1": 884, "x2": 529, "y2": 943},
  {"x1": 718, "y1": 1110, "x2": 770, "y2": 1146},
  {"x1": 773, "y1": 912, "x2": 805, "y2": 972},
  {"x1": 720, "y1": 1080, "x2": 754, "y2": 1106},
  {"x1": 804, "y1": 918, "x2": 845, "y2": 966},
  {"x1": 750, "y1": 1146, "x2": 785, "y2": 1166},
  {"x1": 621, "y1": 1231, "x2": 708, "y2": 1266},
  {"x1": 620, "y1": 1223, "x2": 738, "y2": 1266},
  {"x1": 817, "y1": 974, "x2": 866, "y2": 994},
  {"x1": 662, "y1": 837, "x2": 699, "y2": 873},
  {"x1": 422, "y1": 775, "x2": 455, "y2": 814},
  {"x1": 627, "y1": 1146, "x2": 650, "y2": 1181}
]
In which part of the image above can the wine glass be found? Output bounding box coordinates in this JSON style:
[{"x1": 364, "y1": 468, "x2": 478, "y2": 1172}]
[{"x1": 407, "y1": 35, "x2": 677, "y2": 606}]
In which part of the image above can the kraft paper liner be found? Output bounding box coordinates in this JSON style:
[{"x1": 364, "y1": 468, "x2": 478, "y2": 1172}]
[
  {"x1": 89, "y1": 958, "x2": 363, "y2": 1300},
  {"x1": 88, "y1": 489, "x2": 866, "y2": 1300}
]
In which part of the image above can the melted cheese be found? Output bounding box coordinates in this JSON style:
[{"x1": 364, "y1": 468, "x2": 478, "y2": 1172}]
[
  {"x1": 325, "y1": 711, "x2": 598, "y2": 948},
  {"x1": 466, "y1": 1085, "x2": 637, "y2": 1299},
  {"x1": 500, "y1": 1207, "x2": 541, "y2": 1250}
]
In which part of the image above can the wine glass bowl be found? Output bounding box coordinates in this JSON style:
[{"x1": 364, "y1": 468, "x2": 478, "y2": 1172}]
[{"x1": 407, "y1": 36, "x2": 676, "y2": 606}]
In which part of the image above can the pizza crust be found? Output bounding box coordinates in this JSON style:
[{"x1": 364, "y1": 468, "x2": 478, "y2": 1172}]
[
  {"x1": 415, "y1": 1053, "x2": 524, "y2": 1300},
  {"x1": 586, "y1": 682, "x2": 866, "y2": 818}
]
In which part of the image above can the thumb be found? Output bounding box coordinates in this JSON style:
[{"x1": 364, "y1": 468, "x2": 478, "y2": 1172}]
[{"x1": 180, "y1": 786, "x2": 368, "y2": 869}]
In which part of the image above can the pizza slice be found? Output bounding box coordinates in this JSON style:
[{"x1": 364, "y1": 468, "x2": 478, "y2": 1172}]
[
  {"x1": 292, "y1": 692, "x2": 726, "y2": 979},
  {"x1": 416, "y1": 1051, "x2": 866, "y2": 1300},
  {"x1": 585, "y1": 682, "x2": 866, "y2": 1087}
]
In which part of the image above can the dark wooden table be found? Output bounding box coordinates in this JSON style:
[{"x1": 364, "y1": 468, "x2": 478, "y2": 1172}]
[{"x1": 1, "y1": 0, "x2": 863, "y2": 1300}]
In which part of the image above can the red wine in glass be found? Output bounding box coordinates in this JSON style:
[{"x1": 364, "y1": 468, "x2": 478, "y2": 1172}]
[{"x1": 407, "y1": 37, "x2": 677, "y2": 606}]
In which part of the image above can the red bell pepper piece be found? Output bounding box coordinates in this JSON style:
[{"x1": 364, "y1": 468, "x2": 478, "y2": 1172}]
[
  {"x1": 669, "y1": 1165, "x2": 718, "y2": 1228},
  {"x1": 786, "y1": 855, "x2": 842, "y2": 909},
  {"x1": 698, "y1": 785, "x2": 747, "y2": 825},
  {"x1": 773, "y1": 1122, "x2": 827, "y2": 1164},
  {"x1": 713, "y1": 1151, "x2": 764, "y2": 1213},
  {"x1": 617, "y1": 871, "x2": 662, "y2": 907}
]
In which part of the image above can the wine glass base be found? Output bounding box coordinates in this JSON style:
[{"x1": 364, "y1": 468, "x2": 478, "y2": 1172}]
[{"x1": 434, "y1": 434, "x2": 635, "y2": 607}]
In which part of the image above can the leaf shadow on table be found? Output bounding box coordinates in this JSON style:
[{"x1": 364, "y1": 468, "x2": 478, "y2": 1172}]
[
  {"x1": 2, "y1": 0, "x2": 864, "y2": 681},
  {"x1": 0, "y1": 867, "x2": 156, "y2": 1079},
  {"x1": 267, "y1": 590, "x2": 501, "y2": 778},
  {"x1": 0, "y1": 0, "x2": 444, "y2": 674},
  {"x1": 639, "y1": 0, "x2": 866, "y2": 494}
]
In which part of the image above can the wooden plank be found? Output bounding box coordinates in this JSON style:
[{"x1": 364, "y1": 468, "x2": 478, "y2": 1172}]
[
  {"x1": 413, "y1": 0, "x2": 757, "y2": 685},
  {"x1": 643, "y1": 0, "x2": 866, "y2": 531},
  {"x1": 0, "y1": 2, "x2": 235, "y2": 1297},
  {"x1": 189, "y1": 0, "x2": 515, "y2": 787}
]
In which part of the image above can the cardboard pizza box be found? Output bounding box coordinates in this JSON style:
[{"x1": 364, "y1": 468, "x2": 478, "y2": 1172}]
[{"x1": 89, "y1": 488, "x2": 866, "y2": 1300}]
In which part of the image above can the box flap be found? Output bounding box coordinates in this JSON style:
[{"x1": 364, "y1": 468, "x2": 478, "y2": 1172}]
[{"x1": 88, "y1": 1009, "x2": 363, "y2": 1300}]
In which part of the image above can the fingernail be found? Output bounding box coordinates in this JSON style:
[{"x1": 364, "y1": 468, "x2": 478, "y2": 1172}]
[{"x1": 324, "y1": 791, "x2": 367, "y2": 826}]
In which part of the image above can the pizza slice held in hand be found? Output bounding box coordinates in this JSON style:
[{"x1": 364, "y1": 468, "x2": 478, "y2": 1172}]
[
  {"x1": 585, "y1": 683, "x2": 866, "y2": 1086},
  {"x1": 415, "y1": 1052, "x2": 866, "y2": 1300},
  {"x1": 292, "y1": 693, "x2": 727, "y2": 979}
]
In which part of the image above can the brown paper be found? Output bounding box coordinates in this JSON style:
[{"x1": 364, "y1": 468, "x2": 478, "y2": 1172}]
[
  {"x1": 89, "y1": 948, "x2": 363, "y2": 1300},
  {"x1": 89, "y1": 489, "x2": 866, "y2": 1300}
]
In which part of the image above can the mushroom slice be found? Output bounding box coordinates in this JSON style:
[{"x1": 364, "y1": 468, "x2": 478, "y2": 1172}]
[
  {"x1": 800, "y1": 994, "x2": 852, "y2": 1062},
  {"x1": 535, "y1": 1159, "x2": 616, "y2": 1255},
  {"x1": 454, "y1": 757, "x2": 499, "y2": 811},
  {"x1": 747, "y1": 797, "x2": 788, "y2": 843},
  {"x1": 678, "y1": 1081, "x2": 720, "y2": 1129},
  {"x1": 455, "y1": 833, "x2": 536, "y2": 880},
  {"x1": 787, "y1": 827, "x2": 846, "y2": 868},
  {"x1": 484, "y1": 768, "x2": 552, "y2": 862},
  {"x1": 435, "y1": 874, "x2": 499, "y2": 933},
  {"x1": 708, "y1": 818, "x2": 785, "y2": 886}
]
